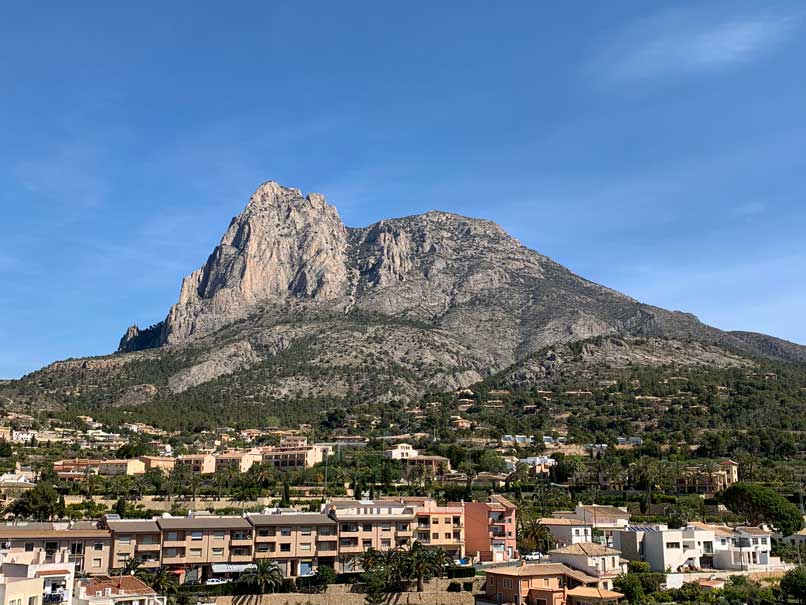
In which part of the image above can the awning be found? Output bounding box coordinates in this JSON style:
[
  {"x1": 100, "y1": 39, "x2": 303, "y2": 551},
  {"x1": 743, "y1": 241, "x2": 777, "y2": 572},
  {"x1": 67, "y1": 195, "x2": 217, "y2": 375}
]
[
  {"x1": 211, "y1": 564, "x2": 256, "y2": 574},
  {"x1": 36, "y1": 570, "x2": 71, "y2": 576}
]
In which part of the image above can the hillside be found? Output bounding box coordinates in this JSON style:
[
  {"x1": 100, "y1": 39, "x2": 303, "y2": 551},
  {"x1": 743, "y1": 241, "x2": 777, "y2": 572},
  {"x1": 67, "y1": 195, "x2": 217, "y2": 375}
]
[{"x1": 3, "y1": 180, "x2": 805, "y2": 427}]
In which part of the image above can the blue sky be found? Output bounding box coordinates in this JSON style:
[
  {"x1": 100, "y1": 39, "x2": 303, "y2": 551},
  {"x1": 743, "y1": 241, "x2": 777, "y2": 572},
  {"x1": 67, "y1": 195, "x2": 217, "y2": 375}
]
[{"x1": 1, "y1": 1, "x2": 805, "y2": 378}]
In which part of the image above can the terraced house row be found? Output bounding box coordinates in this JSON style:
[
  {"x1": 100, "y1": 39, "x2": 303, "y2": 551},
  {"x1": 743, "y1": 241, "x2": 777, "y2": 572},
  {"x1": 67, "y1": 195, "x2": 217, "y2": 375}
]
[{"x1": 0, "y1": 496, "x2": 517, "y2": 583}]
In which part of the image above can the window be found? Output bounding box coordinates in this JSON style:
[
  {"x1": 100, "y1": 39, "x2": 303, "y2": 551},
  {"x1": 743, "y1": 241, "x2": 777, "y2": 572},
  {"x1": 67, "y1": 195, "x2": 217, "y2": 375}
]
[
  {"x1": 258, "y1": 528, "x2": 273, "y2": 537},
  {"x1": 503, "y1": 578, "x2": 513, "y2": 589},
  {"x1": 574, "y1": 529, "x2": 580, "y2": 536},
  {"x1": 762, "y1": 537, "x2": 768, "y2": 544},
  {"x1": 166, "y1": 532, "x2": 180, "y2": 541},
  {"x1": 432, "y1": 518, "x2": 439, "y2": 524},
  {"x1": 94, "y1": 543, "x2": 104, "y2": 551},
  {"x1": 118, "y1": 535, "x2": 132, "y2": 545},
  {"x1": 381, "y1": 525, "x2": 390, "y2": 532},
  {"x1": 363, "y1": 524, "x2": 372, "y2": 532},
  {"x1": 189, "y1": 548, "x2": 202, "y2": 557},
  {"x1": 280, "y1": 543, "x2": 291, "y2": 552},
  {"x1": 29, "y1": 597, "x2": 38, "y2": 605},
  {"x1": 381, "y1": 539, "x2": 391, "y2": 547},
  {"x1": 191, "y1": 531, "x2": 203, "y2": 541},
  {"x1": 24, "y1": 542, "x2": 34, "y2": 552},
  {"x1": 444, "y1": 533, "x2": 451, "y2": 539},
  {"x1": 280, "y1": 528, "x2": 292, "y2": 537},
  {"x1": 213, "y1": 531, "x2": 225, "y2": 540},
  {"x1": 212, "y1": 548, "x2": 224, "y2": 556},
  {"x1": 432, "y1": 533, "x2": 438, "y2": 540},
  {"x1": 301, "y1": 527, "x2": 312, "y2": 536},
  {"x1": 300, "y1": 543, "x2": 311, "y2": 551},
  {"x1": 92, "y1": 558, "x2": 102, "y2": 568},
  {"x1": 257, "y1": 543, "x2": 270, "y2": 552},
  {"x1": 666, "y1": 542, "x2": 681, "y2": 549}
]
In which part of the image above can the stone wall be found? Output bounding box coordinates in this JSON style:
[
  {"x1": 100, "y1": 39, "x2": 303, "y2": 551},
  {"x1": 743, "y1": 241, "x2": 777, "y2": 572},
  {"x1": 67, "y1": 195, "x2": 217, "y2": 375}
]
[{"x1": 213, "y1": 592, "x2": 474, "y2": 605}]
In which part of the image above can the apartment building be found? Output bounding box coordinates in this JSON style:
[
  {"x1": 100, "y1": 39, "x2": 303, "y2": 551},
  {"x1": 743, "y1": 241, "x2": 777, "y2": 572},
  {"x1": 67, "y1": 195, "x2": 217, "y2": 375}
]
[
  {"x1": 460, "y1": 495, "x2": 517, "y2": 563},
  {"x1": 51, "y1": 460, "x2": 103, "y2": 482},
  {"x1": 138, "y1": 457, "x2": 175, "y2": 473},
  {"x1": 74, "y1": 576, "x2": 166, "y2": 605},
  {"x1": 677, "y1": 460, "x2": 739, "y2": 496},
  {"x1": 614, "y1": 523, "x2": 778, "y2": 573},
  {"x1": 323, "y1": 500, "x2": 416, "y2": 570},
  {"x1": 538, "y1": 519, "x2": 593, "y2": 548},
  {"x1": 96, "y1": 460, "x2": 145, "y2": 478},
  {"x1": 0, "y1": 560, "x2": 75, "y2": 605},
  {"x1": 175, "y1": 455, "x2": 215, "y2": 475},
  {"x1": 103, "y1": 520, "x2": 162, "y2": 571},
  {"x1": 548, "y1": 543, "x2": 626, "y2": 590},
  {"x1": 0, "y1": 526, "x2": 112, "y2": 576},
  {"x1": 260, "y1": 445, "x2": 331, "y2": 470},
  {"x1": 247, "y1": 512, "x2": 338, "y2": 577},
  {"x1": 213, "y1": 451, "x2": 260, "y2": 474},
  {"x1": 0, "y1": 565, "x2": 44, "y2": 605},
  {"x1": 484, "y1": 562, "x2": 623, "y2": 605},
  {"x1": 155, "y1": 515, "x2": 253, "y2": 584},
  {"x1": 404, "y1": 498, "x2": 464, "y2": 559}
]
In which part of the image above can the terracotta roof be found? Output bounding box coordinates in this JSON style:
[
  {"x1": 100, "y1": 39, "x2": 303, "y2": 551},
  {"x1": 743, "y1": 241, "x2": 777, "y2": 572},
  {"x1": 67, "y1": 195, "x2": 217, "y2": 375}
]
[
  {"x1": 484, "y1": 562, "x2": 597, "y2": 584},
  {"x1": 565, "y1": 586, "x2": 624, "y2": 599},
  {"x1": 538, "y1": 518, "x2": 589, "y2": 526},
  {"x1": 36, "y1": 569, "x2": 71, "y2": 576},
  {"x1": 698, "y1": 579, "x2": 726, "y2": 588},
  {"x1": 80, "y1": 576, "x2": 156, "y2": 597},
  {"x1": 550, "y1": 542, "x2": 621, "y2": 556},
  {"x1": 490, "y1": 494, "x2": 517, "y2": 509},
  {"x1": 736, "y1": 526, "x2": 772, "y2": 536}
]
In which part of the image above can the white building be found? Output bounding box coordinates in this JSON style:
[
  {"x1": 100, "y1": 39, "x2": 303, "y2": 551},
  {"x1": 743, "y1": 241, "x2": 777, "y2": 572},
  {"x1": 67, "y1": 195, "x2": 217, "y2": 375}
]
[
  {"x1": 537, "y1": 518, "x2": 593, "y2": 547},
  {"x1": 553, "y1": 504, "x2": 630, "y2": 545},
  {"x1": 614, "y1": 523, "x2": 780, "y2": 573},
  {"x1": 383, "y1": 443, "x2": 419, "y2": 460},
  {"x1": 548, "y1": 543, "x2": 626, "y2": 589}
]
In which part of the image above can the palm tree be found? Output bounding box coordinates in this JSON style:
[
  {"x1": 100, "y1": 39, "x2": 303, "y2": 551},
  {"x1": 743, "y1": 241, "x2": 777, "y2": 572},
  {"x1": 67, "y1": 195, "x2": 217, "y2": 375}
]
[
  {"x1": 142, "y1": 567, "x2": 178, "y2": 595},
  {"x1": 405, "y1": 541, "x2": 439, "y2": 592},
  {"x1": 239, "y1": 560, "x2": 284, "y2": 594}
]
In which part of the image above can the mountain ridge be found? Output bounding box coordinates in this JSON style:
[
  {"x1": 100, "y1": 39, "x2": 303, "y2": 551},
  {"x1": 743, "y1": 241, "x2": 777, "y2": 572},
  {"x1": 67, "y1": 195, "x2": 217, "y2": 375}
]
[{"x1": 4, "y1": 179, "x2": 804, "y2": 418}]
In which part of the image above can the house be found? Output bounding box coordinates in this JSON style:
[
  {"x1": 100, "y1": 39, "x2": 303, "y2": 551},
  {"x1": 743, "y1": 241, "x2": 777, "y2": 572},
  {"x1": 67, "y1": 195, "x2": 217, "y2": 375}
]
[
  {"x1": 137, "y1": 457, "x2": 175, "y2": 473},
  {"x1": 450, "y1": 418, "x2": 472, "y2": 430},
  {"x1": 484, "y1": 562, "x2": 623, "y2": 605},
  {"x1": 677, "y1": 460, "x2": 739, "y2": 496},
  {"x1": 260, "y1": 444, "x2": 332, "y2": 470},
  {"x1": 553, "y1": 504, "x2": 630, "y2": 545},
  {"x1": 175, "y1": 454, "x2": 216, "y2": 474},
  {"x1": 538, "y1": 519, "x2": 593, "y2": 548},
  {"x1": 383, "y1": 444, "x2": 419, "y2": 460},
  {"x1": 0, "y1": 564, "x2": 44, "y2": 605},
  {"x1": 0, "y1": 559, "x2": 75, "y2": 605},
  {"x1": 500, "y1": 435, "x2": 535, "y2": 448},
  {"x1": 459, "y1": 495, "x2": 517, "y2": 563},
  {"x1": 0, "y1": 474, "x2": 35, "y2": 505},
  {"x1": 405, "y1": 456, "x2": 451, "y2": 479},
  {"x1": 614, "y1": 523, "x2": 780, "y2": 573},
  {"x1": 548, "y1": 543, "x2": 626, "y2": 590},
  {"x1": 96, "y1": 460, "x2": 145, "y2": 478},
  {"x1": 213, "y1": 451, "x2": 260, "y2": 474},
  {"x1": 73, "y1": 576, "x2": 165, "y2": 605}
]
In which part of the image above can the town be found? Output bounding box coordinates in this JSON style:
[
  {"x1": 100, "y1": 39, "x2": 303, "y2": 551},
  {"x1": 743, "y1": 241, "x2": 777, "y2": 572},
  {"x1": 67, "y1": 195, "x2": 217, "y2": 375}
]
[{"x1": 3, "y1": 370, "x2": 806, "y2": 605}]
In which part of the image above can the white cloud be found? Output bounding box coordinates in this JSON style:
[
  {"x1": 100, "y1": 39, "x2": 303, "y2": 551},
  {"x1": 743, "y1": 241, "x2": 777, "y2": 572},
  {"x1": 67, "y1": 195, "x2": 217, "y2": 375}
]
[{"x1": 599, "y1": 9, "x2": 797, "y2": 83}]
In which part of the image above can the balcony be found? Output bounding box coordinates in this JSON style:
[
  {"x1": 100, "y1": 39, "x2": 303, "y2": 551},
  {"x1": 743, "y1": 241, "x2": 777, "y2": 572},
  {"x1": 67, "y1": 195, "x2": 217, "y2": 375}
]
[
  {"x1": 339, "y1": 542, "x2": 362, "y2": 553},
  {"x1": 136, "y1": 543, "x2": 161, "y2": 551},
  {"x1": 161, "y1": 554, "x2": 187, "y2": 565}
]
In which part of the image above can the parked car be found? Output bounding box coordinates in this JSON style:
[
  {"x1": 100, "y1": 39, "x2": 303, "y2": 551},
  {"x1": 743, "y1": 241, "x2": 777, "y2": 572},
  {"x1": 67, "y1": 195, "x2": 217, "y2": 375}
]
[
  {"x1": 522, "y1": 552, "x2": 543, "y2": 561},
  {"x1": 204, "y1": 578, "x2": 229, "y2": 585}
]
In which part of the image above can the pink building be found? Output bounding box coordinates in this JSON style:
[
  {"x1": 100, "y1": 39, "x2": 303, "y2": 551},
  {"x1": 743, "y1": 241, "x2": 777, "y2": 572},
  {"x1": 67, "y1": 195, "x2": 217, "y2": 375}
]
[{"x1": 458, "y1": 495, "x2": 518, "y2": 563}]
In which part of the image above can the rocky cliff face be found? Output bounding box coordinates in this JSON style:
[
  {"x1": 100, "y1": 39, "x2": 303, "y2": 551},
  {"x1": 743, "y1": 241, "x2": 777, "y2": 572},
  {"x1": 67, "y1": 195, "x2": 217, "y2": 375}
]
[{"x1": 104, "y1": 181, "x2": 806, "y2": 397}]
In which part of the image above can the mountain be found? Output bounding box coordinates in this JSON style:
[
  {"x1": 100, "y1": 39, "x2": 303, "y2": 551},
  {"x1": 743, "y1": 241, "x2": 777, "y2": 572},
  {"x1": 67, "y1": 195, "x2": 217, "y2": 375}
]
[{"x1": 4, "y1": 180, "x2": 805, "y2": 421}]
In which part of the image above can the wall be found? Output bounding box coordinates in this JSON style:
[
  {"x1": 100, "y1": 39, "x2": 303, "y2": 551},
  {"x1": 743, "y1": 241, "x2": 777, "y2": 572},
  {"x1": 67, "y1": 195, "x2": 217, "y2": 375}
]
[{"x1": 214, "y1": 592, "x2": 473, "y2": 605}]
